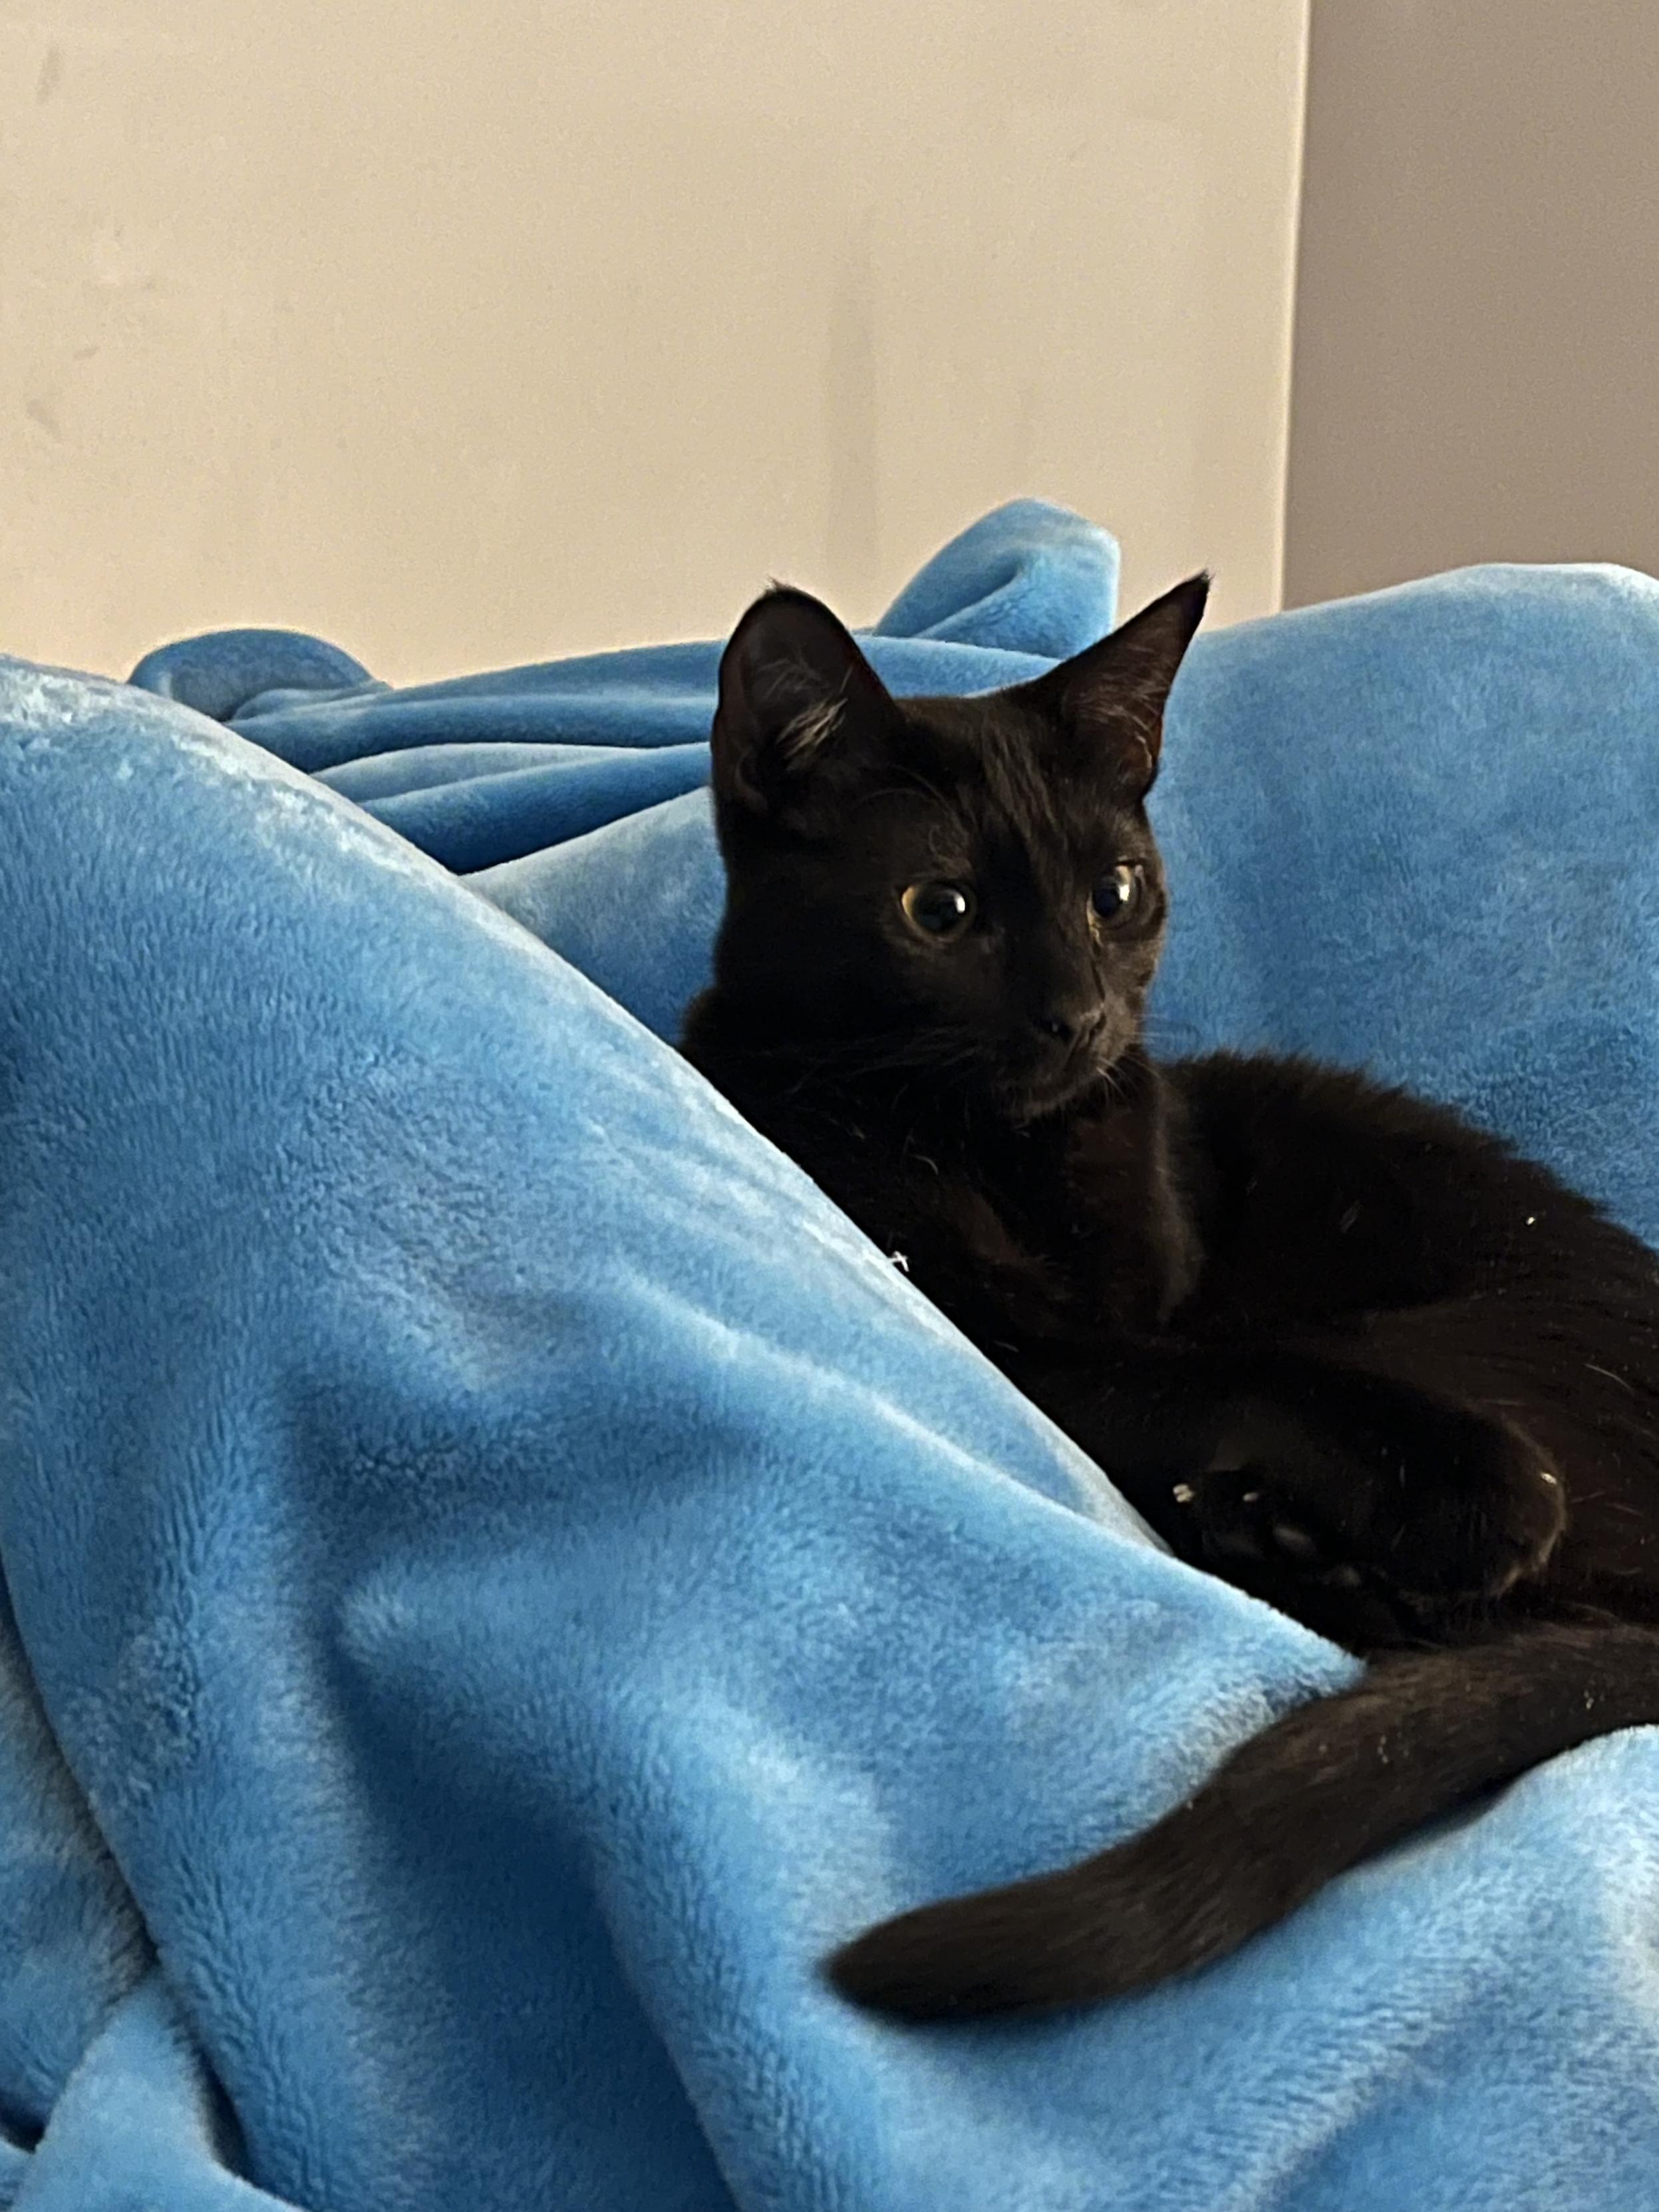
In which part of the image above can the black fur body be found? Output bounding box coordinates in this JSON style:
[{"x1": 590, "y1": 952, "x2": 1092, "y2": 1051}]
[{"x1": 680, "y1": 575, "x2": 1659, "y2": 2020}]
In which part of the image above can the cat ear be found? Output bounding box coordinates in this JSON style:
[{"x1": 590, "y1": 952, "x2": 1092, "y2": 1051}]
[
  {"x1": 713, "y1": 587, "x2": 899, "y2": 818},
  {"x1": 1022, "y1": 572, "x2": 1210, "y2": 793}
]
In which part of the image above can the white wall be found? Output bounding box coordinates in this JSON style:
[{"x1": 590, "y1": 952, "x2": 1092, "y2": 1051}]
[{"x1": 3, "y1": 2, "x2": 1308, "y2": 683}]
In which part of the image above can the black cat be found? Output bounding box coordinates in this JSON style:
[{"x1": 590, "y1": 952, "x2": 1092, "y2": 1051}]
[{"x1": 679, "y1": 575, "x2": 1659, "y2": 2021}]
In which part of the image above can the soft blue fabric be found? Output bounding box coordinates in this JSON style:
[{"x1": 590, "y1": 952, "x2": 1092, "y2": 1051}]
[{"x1": 4, "y1": 503, "x2": 1659, "y2": 2211}]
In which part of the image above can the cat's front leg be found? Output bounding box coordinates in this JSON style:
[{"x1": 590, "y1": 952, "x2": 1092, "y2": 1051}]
[{"x1": 1181, "y1": 1369, "x2": 1567, "y2": 1643}]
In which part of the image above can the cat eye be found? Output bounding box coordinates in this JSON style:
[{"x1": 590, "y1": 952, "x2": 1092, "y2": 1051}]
[
  {"x1": 1090, "y1": 864, "x2": 1141, "y2": 925},
  {"x1": 900, "y1": 879, "x2": 977, "y2": 941}
]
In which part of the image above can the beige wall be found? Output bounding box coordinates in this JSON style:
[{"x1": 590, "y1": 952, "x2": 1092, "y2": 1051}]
[
  {"x1": 3, "y1": 2, "x2": 1308, "y2": 685},
  {"x1": 1286, "y1": 2, "x2": 1659, "y2": 608}
]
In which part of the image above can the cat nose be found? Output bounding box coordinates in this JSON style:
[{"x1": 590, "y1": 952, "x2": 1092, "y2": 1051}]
[{"x1": 1032, "y1": 1008, "x2": 1097, "y2": 1046}]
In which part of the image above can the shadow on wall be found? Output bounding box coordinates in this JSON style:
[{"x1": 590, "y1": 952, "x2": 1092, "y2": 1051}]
[{"x1": 1286, "y1": 0, "x2": 1659, "y2": 606}]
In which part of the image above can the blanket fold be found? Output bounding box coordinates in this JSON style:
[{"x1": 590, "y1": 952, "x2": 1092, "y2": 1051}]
[{"x1": 2, "y1": 502, "x2": 1658, "y2": 2209}]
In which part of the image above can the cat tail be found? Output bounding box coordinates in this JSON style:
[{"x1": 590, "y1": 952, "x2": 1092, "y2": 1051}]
[{"x1": 828, "y1": 1619, "x2": 1659, "y2": 2020}]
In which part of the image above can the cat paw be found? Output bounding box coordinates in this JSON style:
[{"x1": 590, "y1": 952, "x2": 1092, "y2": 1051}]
[
  {"x1": 1173, "y1": 1472, "x2": 1414, "y2": 1644},
  {"x1": 1174, "y1": 1407, "x2": 1567, "y2": 1638},
  {"x1": 1394, "y1": 1435, "x2": 1565, "y2": 1611}
]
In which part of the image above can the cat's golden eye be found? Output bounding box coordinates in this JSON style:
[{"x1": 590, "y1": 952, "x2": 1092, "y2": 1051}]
[
  {"x1": 1090, "y1": 864, "x2": 1141, "y2": 924},
  {"x1": 901, "y1": 879, "x2": 977, "y2": 941}
]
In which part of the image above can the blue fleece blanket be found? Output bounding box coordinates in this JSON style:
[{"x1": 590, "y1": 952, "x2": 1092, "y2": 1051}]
[{"x1": 6, "y1": 504, "x2": 1659, "y2": 2212}]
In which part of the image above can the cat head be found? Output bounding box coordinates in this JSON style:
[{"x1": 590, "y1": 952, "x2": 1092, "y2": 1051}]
[{"x1": 704, "y1": 573, "x2": 1209, "y2": 1122}]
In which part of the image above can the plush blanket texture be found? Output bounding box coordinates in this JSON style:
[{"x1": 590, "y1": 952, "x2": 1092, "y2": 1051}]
[{"x1": 4, "y1": 502, "x2": 1659, "y2": 2211}]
